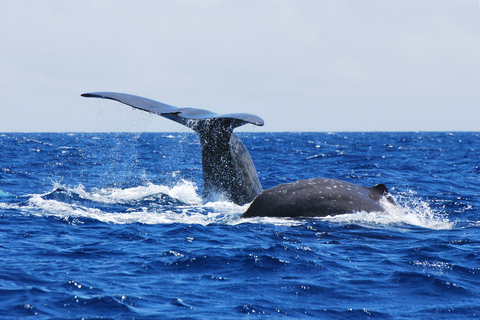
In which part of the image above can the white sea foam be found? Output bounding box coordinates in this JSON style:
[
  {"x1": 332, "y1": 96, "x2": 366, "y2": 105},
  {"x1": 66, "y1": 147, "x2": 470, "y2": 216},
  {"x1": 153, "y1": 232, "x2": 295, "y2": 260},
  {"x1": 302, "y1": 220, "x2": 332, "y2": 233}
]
[
  {"x1": 73, "y1": 180, "x2": 202, "y2": 205},
  {"x1": 17, "y1": 181, "x2": 243, "y2": 225},
  {"x1": 4, "y1": 184, "x2": 453, "y2": 229},
  {"x1": 325, "y1": 191, "x2": 454, "y2": 230}
]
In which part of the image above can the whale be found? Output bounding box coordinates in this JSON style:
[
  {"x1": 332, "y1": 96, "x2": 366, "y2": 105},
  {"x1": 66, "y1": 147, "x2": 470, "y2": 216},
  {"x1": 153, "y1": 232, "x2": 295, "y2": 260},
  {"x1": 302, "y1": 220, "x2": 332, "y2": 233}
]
[
  {"x1": 82, "y1": 92, "x2": 393, "y2": 217},
  {"x1": 242, "y1": 178, "x2": 394, "y2": 218}
]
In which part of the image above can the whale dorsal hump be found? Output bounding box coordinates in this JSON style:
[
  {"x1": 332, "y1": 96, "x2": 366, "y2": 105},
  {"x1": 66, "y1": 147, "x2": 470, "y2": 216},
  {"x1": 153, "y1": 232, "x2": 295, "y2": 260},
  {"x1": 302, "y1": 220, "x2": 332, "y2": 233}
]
[{"x1": 368, "y1": 183, "x2": 395, "y2": 204}]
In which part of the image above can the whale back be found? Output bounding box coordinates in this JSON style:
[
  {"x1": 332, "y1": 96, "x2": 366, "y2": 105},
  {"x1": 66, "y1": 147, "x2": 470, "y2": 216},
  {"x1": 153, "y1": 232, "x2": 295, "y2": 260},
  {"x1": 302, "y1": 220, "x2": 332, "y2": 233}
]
[{"x1": 242, "y1": 178, "x2": 393, "y2": 218}]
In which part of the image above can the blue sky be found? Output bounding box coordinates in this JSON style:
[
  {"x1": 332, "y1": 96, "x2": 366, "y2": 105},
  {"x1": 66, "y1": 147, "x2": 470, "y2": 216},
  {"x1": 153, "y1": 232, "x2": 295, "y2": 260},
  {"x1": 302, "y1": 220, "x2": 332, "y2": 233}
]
[{"x1": 1, "y1": 0, "x2": 480, "y2": 132}]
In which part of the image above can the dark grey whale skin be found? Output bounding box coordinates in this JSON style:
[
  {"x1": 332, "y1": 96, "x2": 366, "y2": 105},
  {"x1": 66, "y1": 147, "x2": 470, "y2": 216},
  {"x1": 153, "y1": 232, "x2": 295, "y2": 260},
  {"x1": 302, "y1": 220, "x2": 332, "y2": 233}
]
[
  {"x1": 195, "y1": 120, "x2": 263, "y2": 205},
  {"x1": 242, "y1": 178, "x2": 394, "y2": 218}
]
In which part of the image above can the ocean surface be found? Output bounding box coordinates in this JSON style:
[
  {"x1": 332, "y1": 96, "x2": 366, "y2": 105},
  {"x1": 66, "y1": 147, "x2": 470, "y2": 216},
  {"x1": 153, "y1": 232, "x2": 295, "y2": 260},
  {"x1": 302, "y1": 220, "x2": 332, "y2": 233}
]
[{"x1": 1, "y1": 131, "x2": 479, "y2": 319}]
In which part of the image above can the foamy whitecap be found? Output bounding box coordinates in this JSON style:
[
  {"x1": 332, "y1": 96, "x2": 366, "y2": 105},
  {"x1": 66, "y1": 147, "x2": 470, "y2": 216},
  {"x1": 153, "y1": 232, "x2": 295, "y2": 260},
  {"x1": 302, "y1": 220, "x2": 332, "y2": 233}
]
[
  {"x1": 20, "y1": 181, "x2": 242, "y2": 225},
  {"x1": 8, "y1": 183, "x2": 454, "y2": 229},
  {"x1": 325, "y1": 192, "x2": 454, "y2": 230}
]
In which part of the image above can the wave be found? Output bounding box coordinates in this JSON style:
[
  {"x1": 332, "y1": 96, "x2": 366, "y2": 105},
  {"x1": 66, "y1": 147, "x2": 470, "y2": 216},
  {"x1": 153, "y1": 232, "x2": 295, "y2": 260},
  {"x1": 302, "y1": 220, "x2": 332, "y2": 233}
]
[
  {"x1": 0, "y1": 190, "x2": 11, "y2": 197},
  {"x1": 0, "y1": 183, "x2": 453, "y2": 229},
  {"x1": 1, "y1": 181, "x2": 245, "y2": 226}
]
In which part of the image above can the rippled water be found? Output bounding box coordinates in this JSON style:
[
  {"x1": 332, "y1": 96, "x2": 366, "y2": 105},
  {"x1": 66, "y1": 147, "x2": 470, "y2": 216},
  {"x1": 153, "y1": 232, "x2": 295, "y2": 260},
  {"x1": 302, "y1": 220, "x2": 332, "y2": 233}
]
[{"x1": 1, "y1": 132, "x2": 479, "y2": 319}]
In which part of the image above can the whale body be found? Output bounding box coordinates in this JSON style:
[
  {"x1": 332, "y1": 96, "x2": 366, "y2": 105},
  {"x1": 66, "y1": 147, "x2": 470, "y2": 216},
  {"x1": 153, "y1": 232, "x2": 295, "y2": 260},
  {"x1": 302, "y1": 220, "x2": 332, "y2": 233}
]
[
  {"x1": 243, "y1": 178, "x2": 393, "y2": 218},
  {"x1": 82, "y1": 92, "x2": 393, "y2": 217}
]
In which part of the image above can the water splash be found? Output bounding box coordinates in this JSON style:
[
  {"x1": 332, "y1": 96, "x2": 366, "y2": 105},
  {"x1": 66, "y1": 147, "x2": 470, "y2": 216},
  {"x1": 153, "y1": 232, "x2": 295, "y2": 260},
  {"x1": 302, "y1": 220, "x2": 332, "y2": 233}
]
[
  {"x1": 13, "y1": 181, "x2": 244, "y2": 225},
  {"x1": 77, "y1": 180, "x2": 202, "y2": 205},
  {"x1": 326, "y1": 191, "x2": 453, "y2": 230}
]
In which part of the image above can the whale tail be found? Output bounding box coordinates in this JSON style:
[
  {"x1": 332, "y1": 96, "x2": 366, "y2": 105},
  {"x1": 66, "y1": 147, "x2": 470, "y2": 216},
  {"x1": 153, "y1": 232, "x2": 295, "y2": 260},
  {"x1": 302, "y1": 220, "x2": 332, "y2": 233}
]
[{"x1": 81, "y1": 92, "x2": 263, "y2": 205}]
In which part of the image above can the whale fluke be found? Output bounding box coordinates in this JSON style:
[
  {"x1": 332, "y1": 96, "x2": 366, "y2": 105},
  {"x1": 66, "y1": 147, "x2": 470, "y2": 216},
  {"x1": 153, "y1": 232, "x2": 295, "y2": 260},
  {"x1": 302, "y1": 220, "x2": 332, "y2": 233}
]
[
  {"x1": 81, "y1": 92, "x2": 264, "y2": 128},
  {"x1": 82, "y1": 92, "x2": 264, "y2": 205}
]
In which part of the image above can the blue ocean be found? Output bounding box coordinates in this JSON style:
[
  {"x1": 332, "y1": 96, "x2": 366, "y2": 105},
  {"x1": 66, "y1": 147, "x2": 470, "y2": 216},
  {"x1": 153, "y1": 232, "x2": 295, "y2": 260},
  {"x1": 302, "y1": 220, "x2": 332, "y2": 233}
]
[{"x1": 1, "y1": 131, "x2": 479, "y2": 319}]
